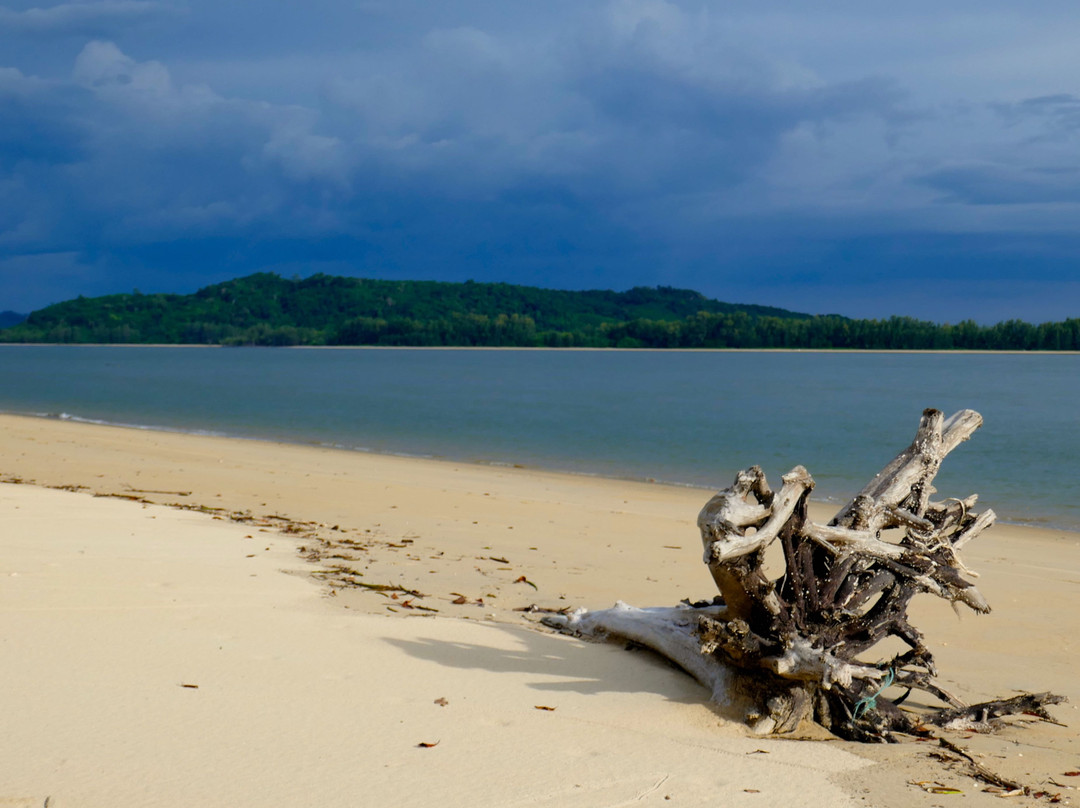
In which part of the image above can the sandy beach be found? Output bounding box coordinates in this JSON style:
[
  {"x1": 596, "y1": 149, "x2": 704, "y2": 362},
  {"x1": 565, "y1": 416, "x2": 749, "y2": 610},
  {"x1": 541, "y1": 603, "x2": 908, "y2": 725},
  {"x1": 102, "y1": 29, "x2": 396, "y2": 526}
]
[{"x1": 1, "y1": 413, "x2": 1077, "y2": 807}]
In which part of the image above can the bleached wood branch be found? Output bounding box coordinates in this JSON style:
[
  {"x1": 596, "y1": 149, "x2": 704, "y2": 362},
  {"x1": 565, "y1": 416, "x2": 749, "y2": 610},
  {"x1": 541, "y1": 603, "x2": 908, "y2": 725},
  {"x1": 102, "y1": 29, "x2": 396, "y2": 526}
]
[{"x1": 543, "y1": 408, "x2": 1064, "y2": 742}]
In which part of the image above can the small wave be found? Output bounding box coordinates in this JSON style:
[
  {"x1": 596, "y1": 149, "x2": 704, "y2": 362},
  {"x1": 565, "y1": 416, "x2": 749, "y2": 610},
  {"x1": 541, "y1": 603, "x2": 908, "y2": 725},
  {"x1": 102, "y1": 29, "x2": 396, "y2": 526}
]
[
  {"x1": 41, "y1": 411, "x2": 115, "y2": 427},
  {"x1": 388, "y1": 449, "x2": 437, "y2": 460},
  {"x1": 29, "y1": 410, "x2": 229, "y2": 438}
]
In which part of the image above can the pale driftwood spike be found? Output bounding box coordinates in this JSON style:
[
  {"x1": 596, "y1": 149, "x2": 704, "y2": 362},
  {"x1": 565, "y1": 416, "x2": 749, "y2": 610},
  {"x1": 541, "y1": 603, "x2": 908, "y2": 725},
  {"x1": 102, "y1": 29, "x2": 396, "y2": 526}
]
[
  {"x1": 831, "y1": 408, "x2": 982, "y2": 531},
  {"x1": 552, "y1": 603, "x2": 735, "y2": 702},
  {"x1": 703, "y1": 466, "x2": 813, "y2": 565},
  {"x1": 952, "y1": 508, "x2": 996, "y2": 551},
  {"x1": 940, "y1": 409, "x2": 985, "y2": 454},
  {"x1": 544, "y1": 409, "x2": 1064, "y2": 743},
  {"x1": 801, "y1": 522, "x2": 904, "y2": 560}
]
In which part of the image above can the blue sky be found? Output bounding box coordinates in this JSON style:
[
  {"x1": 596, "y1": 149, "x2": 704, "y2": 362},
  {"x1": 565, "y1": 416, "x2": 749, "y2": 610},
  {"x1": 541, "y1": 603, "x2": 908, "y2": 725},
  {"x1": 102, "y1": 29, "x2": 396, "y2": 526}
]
[{"x1": 1, "y1": 0, "x2": 1078, "y2": 322}]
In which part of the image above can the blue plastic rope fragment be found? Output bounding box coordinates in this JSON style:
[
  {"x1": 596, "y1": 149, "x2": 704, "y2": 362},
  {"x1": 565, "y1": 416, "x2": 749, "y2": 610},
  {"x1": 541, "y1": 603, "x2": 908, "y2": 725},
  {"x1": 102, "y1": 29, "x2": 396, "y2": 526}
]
[{"x1": 851, "y1": 667, "x2": 896, "y2": 721}]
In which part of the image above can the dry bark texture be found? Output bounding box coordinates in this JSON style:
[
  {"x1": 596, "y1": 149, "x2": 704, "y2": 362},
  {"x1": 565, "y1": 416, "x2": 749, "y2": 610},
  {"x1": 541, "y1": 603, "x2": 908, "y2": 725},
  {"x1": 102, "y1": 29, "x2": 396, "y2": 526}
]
[{"x1": 545, "y1": 408, "x2": 1064, "y2": 742}]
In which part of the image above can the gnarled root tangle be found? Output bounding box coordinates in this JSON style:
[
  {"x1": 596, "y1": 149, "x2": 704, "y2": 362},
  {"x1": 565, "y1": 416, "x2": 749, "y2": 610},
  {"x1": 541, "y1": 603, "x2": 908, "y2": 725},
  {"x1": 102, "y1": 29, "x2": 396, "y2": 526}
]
[{"x1": 544, "y1": 409, "x2": 1065, "y2": 742}]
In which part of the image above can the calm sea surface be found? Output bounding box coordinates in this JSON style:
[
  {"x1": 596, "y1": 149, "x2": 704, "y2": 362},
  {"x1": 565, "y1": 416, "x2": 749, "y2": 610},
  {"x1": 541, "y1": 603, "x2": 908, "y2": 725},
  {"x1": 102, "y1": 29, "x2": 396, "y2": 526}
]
[{"x1": 0, "y1": 346, "x2": 1076, "y2": 531}]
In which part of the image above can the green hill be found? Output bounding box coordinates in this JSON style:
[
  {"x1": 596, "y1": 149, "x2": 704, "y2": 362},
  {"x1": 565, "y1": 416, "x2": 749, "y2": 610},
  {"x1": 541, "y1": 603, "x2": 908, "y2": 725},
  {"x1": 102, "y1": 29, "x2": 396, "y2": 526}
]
[
  {"x1": 2, "y1": 272, "x2": 1077, "y2": 350},
  {"x1": 0, "y1": 273, "x2": 811, "y2": 347}
]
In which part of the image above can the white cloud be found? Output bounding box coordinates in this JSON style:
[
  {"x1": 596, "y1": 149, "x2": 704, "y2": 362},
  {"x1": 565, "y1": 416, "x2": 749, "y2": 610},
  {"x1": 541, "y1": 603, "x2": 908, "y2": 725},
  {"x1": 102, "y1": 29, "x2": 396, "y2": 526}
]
[
  {"x1": 261, "y1": 126, "x2": 351, "y2": 186},
  {"x1": 73, "y1": 39, "x2": 171, "y2": 92}
]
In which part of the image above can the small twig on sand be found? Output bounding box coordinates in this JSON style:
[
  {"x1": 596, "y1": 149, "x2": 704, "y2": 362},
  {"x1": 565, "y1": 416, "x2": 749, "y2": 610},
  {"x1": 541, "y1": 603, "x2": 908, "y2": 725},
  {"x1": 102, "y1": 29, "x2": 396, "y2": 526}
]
[{"x1": 934, "y1": 735, "x2": 1027, "y2": 793}]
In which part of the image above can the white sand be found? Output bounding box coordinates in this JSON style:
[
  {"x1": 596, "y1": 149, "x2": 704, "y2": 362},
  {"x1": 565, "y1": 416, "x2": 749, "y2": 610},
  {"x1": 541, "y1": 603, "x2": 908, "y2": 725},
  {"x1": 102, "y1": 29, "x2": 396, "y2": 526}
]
[
  {"x1": 1, "y1": 414, "x2": 1077, "y2": 807},
  {"x1": 1, "y1": 484, "x2": 867, "y2": 807}
]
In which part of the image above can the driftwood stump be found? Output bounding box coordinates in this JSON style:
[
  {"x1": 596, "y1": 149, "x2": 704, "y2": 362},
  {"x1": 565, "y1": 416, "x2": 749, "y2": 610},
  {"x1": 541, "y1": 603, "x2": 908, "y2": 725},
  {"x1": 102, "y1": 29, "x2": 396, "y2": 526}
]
[{"x1": 545, "y1": 409, "x2": 1064, "y2": 742}]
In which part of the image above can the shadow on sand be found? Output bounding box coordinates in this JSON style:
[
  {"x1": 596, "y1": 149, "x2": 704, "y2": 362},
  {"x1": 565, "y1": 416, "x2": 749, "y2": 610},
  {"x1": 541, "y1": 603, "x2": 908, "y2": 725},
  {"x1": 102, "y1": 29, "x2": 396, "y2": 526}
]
[{"x1": 381, "y1": 618, "x2": 718, "y2": 708}]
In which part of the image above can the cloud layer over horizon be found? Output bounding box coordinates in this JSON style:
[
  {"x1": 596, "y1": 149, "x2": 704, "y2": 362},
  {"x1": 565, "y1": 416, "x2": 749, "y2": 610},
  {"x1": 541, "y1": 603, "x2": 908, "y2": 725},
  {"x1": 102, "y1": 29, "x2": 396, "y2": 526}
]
[{"x1": 2, "y1": 0, "x2": 1079, "y2": 322}]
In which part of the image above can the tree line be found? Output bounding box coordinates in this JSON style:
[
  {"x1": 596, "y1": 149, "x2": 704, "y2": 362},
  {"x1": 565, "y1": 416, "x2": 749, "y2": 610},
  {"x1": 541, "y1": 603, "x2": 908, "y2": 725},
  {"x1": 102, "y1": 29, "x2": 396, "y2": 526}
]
[{"x1": 1, "y1": 273, "x2": 1076, "y2": 350}]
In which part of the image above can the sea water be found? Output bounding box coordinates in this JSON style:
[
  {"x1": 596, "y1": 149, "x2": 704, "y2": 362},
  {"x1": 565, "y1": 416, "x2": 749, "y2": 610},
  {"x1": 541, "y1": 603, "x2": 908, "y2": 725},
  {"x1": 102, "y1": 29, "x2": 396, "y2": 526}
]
[{"x1": 0, "y1": 345, "x2": 1076, "y2": 531}]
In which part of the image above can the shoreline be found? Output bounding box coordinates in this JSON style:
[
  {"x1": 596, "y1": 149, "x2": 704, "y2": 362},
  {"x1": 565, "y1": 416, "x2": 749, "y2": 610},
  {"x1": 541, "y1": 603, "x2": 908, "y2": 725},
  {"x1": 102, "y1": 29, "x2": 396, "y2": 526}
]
[
  {"x1": 3, "y1": 410, "x2": 1077, "y2": 616},
  {"x1": 2, "y1": 342, "x2": 1079, "y2": 355},
  {"x1": 4, "y1": 408, "x2": 1078, "y2": 534},
  {"x1": 1, "y1": 413, "x2": 1078, "y2": 806}
]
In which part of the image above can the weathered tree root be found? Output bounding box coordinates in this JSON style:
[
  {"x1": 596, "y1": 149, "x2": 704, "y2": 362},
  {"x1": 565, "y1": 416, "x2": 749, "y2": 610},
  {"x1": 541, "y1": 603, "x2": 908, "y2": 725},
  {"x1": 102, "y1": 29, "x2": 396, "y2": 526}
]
[{"x1": 544, "y1": 409, "x2": 1066, "y2": 742}]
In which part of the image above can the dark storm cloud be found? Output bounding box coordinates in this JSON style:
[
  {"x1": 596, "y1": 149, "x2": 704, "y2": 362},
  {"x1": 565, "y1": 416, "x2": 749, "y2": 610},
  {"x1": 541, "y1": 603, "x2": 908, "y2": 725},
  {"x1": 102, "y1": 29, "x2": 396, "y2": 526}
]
[
  {"x1": 920, "y1": 164, "x2": 1080, "y2": 205},
  {"x1": 1, "y1": 0, "x2": 1078, "y2": 320},
  {"x1": 992, "y1": 93, "x2": 1080, "y2": 141},
  {"x1": 0, "y1": 70, "x2": 91, "y2": 164},
  {"x1": 2, "y1": 8, "x2": 902, "y2": 251}
]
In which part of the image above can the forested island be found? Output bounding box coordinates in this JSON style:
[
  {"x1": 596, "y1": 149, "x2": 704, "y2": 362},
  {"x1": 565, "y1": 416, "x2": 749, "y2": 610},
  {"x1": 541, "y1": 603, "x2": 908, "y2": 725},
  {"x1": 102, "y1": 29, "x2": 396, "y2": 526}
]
[{"x1": 1, "y1": 272, "x2": 1077, "y2": 350}]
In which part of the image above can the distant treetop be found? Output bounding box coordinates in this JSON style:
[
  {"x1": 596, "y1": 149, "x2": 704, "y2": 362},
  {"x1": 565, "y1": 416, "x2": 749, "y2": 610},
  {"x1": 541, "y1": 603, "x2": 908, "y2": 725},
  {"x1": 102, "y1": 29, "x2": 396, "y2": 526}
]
[{"x1": 1, "y1": 272, "x2": 1076, "y2": 350}]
